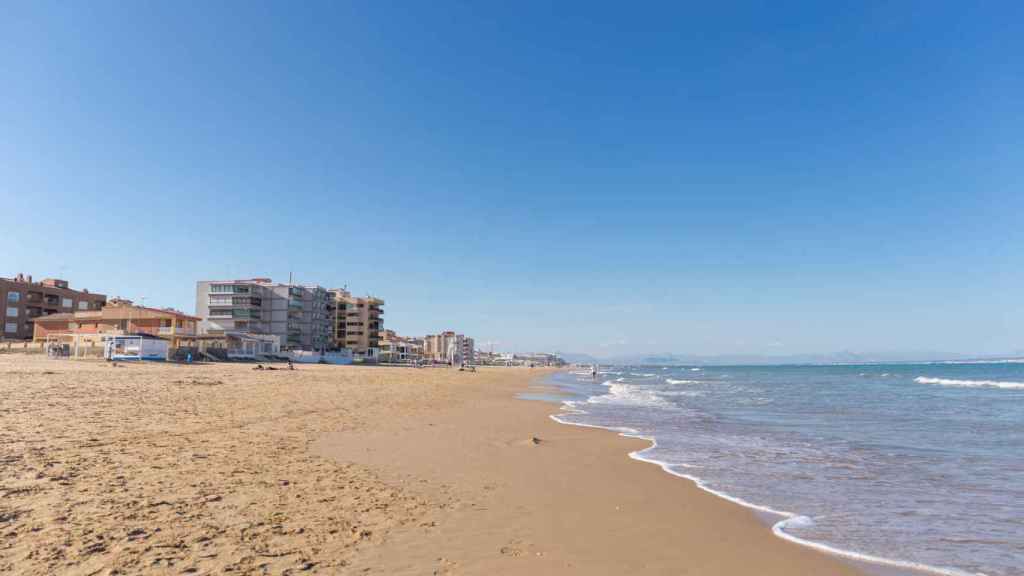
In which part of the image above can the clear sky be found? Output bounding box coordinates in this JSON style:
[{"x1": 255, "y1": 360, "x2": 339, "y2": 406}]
[{"x1": 2, "y1": 2, "x2": 1022, "y2": 357}]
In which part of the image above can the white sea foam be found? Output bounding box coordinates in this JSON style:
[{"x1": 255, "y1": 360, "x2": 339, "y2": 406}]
[
  {"x1": 587, "y1": 382, "x2": 670, "y2": 408},
  {"x1": 658, "y1": 389, "x2": 704, "y2": 397},
  {"x1": 690, "y1": 367, "x2": 702, "y2": 371},
  {"x1": 930, "y1": 359, "x2": 1024, "y2": 365},
  {"x1": 665, "y1": 378, "x2": 701, "y2": 385},
  {"x1": 550, "y1": 394, "x2": 982, "y2": 576},
  {"x1": 914, "y1": 376, "x2": 1024, "y2": 390}
]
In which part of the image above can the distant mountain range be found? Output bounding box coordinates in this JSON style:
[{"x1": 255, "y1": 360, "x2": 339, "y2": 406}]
[{"x1": 556, "y1": 350, "x2": 1024, "y2": 366}]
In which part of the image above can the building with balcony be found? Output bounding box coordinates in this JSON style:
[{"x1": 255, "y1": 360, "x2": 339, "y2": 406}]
[
  {"x1": 1, "y1": 274, "x2": 107, "y2": 340},
  {"x1": 195, "y1": 278, "x2": 331, "y2": 351},
  {"x1": 378, "y1": 329, "x2": 422, "y2": 364},
  {"x1": 422, "y1": 331, "x2": 475, "y2": 365},
  {"x1": 31, "y1": 299, "x2": 199, "y2": 344},
  {"x1": 327, "y1": 289, "x2": 384, "y2": 361}
]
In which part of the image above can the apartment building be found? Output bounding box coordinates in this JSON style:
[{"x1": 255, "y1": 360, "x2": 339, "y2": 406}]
[
  {"x1": 1, "y1": 274, "x2": 106, "y2": 340},
  {"x1": 461, "y1": 336, "x2": 475, "y2": 365},
  {"x1": 327, "y1": 289, "x2": 383, "y2": 361},
  {"x1": 378, "y1": 329, "x2": 422, "y2": 364},
  {"x1": 422, "y1": 331, "x2": 474, "y2": 364},
  {"x1": 195, "y1": 278, "x2": 331, "y2": 351}
]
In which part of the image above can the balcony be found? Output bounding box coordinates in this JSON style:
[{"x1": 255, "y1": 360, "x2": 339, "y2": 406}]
[{"x1": 226, "y1": 297, "x2": 261, "y2": 308}]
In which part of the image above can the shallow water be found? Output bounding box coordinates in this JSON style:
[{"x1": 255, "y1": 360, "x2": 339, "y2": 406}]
[{"x1": 546, "y1": 363, "x2": 1024, "y2": 576}]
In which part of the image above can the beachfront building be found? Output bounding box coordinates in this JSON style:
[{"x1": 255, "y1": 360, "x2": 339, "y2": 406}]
[
  {"x1": 1, "y1": 274, "x2": 106, "y2": 341},
  {"x1": 378, "y1": 330, "x2": 422, "y2": 364},
  {"x1": 513, "y1": 353, "x2": 566, "y2": 367},
  {"x1": 422, "y1": 331, "x2": 474, "y2": 364},
  {"x1": 31, "y1": 300, "x2": 200, "y2": 359},
  {"x1": 195, "y1": 278, "x2": 331, "y2": 351},
  {"x1": 474, "y1": 350, "x2": 503, "y2": 365},
  {"x1": 32, "y1": 299, "x2": 198, "y2": 341},
  {"x1": 327, "y1": 289, "x2": 383, "y2": 361}
]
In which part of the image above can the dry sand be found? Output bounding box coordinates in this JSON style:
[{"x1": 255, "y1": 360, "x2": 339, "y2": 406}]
[{"x1": 0, "y1": 355, "x2": 864, "y2": 575}]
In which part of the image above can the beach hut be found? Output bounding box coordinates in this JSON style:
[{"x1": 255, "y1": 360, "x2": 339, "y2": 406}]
[{"x1": 103, "y1": 334, "x2": 169, "y2": 361}]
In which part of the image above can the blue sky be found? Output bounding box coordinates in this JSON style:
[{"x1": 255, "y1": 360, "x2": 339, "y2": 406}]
[{"x1": 2, "y1": 2, "x2": 1022, "y2": 357}]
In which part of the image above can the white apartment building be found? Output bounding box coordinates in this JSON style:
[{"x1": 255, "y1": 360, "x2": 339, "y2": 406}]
[{"x1": 195, "y1": 278, "x2": 331, "y2": 351}]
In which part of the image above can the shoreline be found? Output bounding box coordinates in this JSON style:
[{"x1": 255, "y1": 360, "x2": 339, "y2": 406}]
[
  {"x1": 542, "y1": 380, "x2": 964, "y2": 576},
  {"x1": 314, "y1": 367, "x2": 869, "y2": 575}
]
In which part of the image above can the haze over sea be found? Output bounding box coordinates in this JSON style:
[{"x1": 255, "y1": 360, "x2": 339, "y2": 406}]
[{"x1": 547, "y1": 362, "x2": 1024, "y2": 576}]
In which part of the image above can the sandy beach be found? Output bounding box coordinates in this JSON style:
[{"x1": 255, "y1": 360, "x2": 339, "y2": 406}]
[{"x1": 0, "y1": 355, "x2": 864, "y2": 575}]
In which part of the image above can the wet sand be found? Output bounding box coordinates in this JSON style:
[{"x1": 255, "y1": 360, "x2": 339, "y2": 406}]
[{"x1": 0, "y1": 355, "x2": 863, "y2": 575}]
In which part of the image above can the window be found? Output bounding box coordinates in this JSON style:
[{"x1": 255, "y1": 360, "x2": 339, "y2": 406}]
[
  {"x1": 62, "y1": 297, "x2": 72, "y2": 308},
  {"x1": 4, "y1": 322, "x2": 16, "y2": 333},
  {"x1": 210, "y1": 284, "x2": 235, "y2": 293},
  {"x1": 6, "y1": 292, "x2": 20, "y2": 303},
  {"x1": 78, "y1": 301, "x2": 89, "y2": 310},
  {"x1": 6, "y1": 307, "x2": 17, "y2": 317}
]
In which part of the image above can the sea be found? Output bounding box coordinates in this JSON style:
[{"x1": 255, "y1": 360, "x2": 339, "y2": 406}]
[{"x1": 539, "y1": 362, "x2": 1024, "y2": 576}]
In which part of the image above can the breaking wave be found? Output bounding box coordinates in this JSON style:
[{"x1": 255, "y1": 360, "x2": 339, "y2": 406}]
[{"x1": 914, "y1": 376, "x2": 1024, "y2": 390}]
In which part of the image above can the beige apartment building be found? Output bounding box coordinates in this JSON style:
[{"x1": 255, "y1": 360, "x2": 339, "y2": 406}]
[
  {"x1": 1, "y1": 274, "x2": 107, "y2": 340},
  {"x1": 422, "y1": 331, "x2": 475, "y2": 364},
  {"x1": 379, "y1": 329, "x2": 422, "y2": 364},
  {"x1": 328, "y1": 289, "x2": 383, "y2": 361}
]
